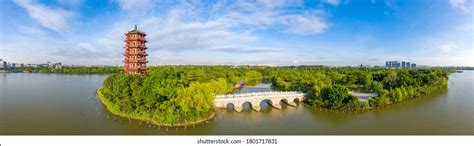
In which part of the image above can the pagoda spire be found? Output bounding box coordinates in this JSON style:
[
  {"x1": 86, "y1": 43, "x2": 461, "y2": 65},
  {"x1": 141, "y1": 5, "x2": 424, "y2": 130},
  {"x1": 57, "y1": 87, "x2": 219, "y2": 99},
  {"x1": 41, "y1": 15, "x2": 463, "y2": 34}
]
[{"x1": 134, "y1": 24, "x2": 137, "y2": 30}]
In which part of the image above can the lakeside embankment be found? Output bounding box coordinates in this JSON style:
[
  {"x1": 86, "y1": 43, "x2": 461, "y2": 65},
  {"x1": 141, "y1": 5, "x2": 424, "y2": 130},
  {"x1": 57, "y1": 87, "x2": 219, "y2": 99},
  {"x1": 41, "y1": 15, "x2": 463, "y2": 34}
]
[{"x1": 97, "y1": 87, "x2": 215, "y2": 127}]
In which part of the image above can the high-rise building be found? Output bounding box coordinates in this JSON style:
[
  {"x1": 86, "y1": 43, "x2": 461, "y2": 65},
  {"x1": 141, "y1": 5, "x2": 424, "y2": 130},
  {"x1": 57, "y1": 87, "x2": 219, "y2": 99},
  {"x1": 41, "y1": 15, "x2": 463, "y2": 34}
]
[
  {"x1": 385, "y1": 60, "x2": 416, "y2": 69},
  {"x1": 388, "y1": 61, "x2": 401, "y2": 69},
  {"x1": 123, "y1": 25, "x2": 148, "y2": 75}
]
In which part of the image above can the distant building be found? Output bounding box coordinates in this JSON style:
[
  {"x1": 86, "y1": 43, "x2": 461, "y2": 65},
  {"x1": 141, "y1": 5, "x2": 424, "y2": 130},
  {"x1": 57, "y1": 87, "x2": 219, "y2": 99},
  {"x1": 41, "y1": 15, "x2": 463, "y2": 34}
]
[
  {"x1": 39, "y1": 63, "x2": 48, "y2": 68},
  {"x1": 386, "y1": 61, "x2": 400, "y2": 69},
  {"x1": 386, "y1": 60, "x2": 416, "y2": 69},
  {"x1": 54, "y1": 62, "x2": 62, "y2": 69},
  {"x1": 26, "y1": 64, "x2": 38, "y2": 67}
]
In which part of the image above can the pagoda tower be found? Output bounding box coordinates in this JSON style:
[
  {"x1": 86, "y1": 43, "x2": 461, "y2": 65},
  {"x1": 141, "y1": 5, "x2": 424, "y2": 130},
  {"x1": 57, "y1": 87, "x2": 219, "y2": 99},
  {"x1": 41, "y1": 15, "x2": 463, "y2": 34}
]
[{"x1": 123, "y1": 25, "x2": 148, "y2": 75}]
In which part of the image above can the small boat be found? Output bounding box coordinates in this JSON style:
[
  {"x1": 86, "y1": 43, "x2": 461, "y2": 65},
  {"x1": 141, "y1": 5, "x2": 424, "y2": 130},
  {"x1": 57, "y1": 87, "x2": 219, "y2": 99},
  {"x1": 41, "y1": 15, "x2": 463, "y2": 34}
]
[{"x1": 456, "y1": 70, "x2": 464, "y2": 73}]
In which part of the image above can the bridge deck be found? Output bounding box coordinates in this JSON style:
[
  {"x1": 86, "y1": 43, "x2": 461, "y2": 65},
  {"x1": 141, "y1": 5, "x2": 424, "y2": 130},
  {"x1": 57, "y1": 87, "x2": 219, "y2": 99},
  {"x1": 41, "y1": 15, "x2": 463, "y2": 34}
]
[{"x1": 215, "y1": 91, "x2": 305, "y2": 101}]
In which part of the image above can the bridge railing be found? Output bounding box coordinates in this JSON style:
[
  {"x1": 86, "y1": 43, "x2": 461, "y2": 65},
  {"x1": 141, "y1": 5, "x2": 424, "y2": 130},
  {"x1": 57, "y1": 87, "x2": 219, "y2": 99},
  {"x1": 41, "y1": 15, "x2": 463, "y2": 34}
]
[{"x1": 215, "y1": 91, "x2": 305, "y2": 100}]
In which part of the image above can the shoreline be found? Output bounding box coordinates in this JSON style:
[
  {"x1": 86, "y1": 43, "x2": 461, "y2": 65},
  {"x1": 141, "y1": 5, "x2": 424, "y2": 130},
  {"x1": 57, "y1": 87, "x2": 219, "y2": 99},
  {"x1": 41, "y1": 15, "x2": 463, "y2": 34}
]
[
  {"x1": 303, "y1": 85, "x2": 447, "y2": 111},
  {"x1": 97, "y1": 88, "x2": 215, "y2": 127}
]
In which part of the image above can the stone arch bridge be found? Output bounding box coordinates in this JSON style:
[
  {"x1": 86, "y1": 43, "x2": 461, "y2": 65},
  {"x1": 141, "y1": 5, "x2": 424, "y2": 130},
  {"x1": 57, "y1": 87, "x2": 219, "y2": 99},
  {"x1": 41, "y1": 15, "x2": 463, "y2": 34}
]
[{"x1": 214, "y1": 91, "x2": 305, "y2": 112}]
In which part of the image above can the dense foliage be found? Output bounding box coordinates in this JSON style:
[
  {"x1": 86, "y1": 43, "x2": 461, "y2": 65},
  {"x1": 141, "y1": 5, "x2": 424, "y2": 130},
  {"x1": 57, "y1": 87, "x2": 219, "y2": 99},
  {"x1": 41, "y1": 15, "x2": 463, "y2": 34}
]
[
  {"x1": 99, "y1": 66, "x2": 450, "y2": 126},
  {"x1": 98, "y1": 66, "x2": 267, "y2": 126},
  {"x1": 268, "y1": 67, "x2": 449, "y2": 109}
]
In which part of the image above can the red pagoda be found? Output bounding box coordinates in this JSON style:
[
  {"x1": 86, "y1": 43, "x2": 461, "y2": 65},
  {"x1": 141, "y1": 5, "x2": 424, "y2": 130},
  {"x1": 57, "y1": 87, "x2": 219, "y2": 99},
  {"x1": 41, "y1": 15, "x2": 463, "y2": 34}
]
[{"x1": 123, "y1": 25, "x2": 148, "y2": 75}]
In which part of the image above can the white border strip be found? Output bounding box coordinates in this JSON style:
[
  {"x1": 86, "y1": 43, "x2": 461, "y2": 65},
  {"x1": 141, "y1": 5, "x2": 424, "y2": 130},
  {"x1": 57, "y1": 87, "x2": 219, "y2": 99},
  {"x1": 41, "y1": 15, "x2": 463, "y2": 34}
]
[{"x1": 0, "y1": 136, "x2": 473, "y2": 146}]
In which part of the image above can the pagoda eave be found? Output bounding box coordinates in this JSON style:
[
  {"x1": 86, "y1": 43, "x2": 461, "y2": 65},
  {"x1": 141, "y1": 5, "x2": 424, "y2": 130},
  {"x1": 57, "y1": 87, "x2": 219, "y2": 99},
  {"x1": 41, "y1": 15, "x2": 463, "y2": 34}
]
[{"x1": 126, "y1": 68, "x2": 148, "y2": 70}]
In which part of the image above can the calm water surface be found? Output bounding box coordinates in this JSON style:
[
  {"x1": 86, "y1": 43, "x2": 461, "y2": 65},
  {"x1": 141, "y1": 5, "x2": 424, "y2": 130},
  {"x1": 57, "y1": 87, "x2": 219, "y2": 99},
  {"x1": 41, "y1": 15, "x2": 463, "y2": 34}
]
[{"x1": 0, "y1": 71, "x2": 473, "y2": 135}]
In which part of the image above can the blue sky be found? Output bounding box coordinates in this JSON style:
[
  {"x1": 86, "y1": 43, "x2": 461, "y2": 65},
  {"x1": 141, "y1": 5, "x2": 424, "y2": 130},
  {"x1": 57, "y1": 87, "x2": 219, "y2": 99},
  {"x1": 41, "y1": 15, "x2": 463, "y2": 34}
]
[{"x1": 0, "y1": 0, "x2": 472, "y2": 66}]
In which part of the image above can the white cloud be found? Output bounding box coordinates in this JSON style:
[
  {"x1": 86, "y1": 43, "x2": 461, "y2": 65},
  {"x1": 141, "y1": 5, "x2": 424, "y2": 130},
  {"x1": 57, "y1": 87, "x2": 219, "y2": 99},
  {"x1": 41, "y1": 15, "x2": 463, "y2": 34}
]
[
  {"x1": 112, "y1": 1, "x2": 328, "y2": 55},
  {"x1": 449, "y1": 0, "x2": 470, "y2": 13},
  {"x1": 13, "y1": 0, "x2": 73, "y2": 33},
  {"x1": 216, "y1": 1, "x2": 328, "y2": 35},
  {"x1": 324, "y1": 0, "x2": 340, "y2": 6},
  {"x1": 17, "y1": 25, "x2": 46, "y2": 36},
  {"x1": 283, "y1": 14, "x2": 328, "y2": 35},
  {"x1": 57, "y1": 0, "x2": 83, "y2": 7},
  {"x1": 411, "y1": 18, "x2": 474, "y2": 66},
  {"x1": 117, "y1": 0, "x2": 158, "y2": 16},
  {"x1": 439, "y1": 44, "x2": 457, "y2": 53},
  {"x1": 137, "y1": 15, "x2": 260, "y2": 53},
  {"x1": 208, "y1": 46, "x2": 284, "y2": 53},
  {"x1": 0, "y1": 48, "x2": 6, "y2": 56},
  {"x1": 115, "y1": 0, "x2": 328, "y2": 36}
]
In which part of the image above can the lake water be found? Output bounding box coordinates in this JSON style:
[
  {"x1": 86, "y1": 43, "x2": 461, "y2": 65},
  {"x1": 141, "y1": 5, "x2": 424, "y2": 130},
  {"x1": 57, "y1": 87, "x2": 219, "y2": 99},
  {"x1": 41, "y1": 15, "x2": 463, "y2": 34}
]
[{"x1": 0, "y1": 71, "x2": 473, "y2": 135}]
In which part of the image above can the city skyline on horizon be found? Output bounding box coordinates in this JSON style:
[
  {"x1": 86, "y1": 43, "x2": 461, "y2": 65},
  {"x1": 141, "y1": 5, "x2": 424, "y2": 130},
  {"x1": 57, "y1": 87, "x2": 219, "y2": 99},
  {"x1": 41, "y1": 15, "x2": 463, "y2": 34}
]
[
  {"x1": 4, "y1": 57, "x2": 470, "y2": 68},
  {"x1": 1, "y1": 0, "x2": 473, "y2": 66}
]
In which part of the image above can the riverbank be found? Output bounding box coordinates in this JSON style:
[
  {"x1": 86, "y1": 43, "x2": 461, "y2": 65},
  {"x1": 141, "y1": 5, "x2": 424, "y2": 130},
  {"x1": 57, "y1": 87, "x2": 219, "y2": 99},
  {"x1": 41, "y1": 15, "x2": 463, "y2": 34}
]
[
  {"x1": 303, "y1": 84, "x2": 448, "y2": 111},
  {"x1": 97, "y1": 87, "x2": 215, "y2": 127}
]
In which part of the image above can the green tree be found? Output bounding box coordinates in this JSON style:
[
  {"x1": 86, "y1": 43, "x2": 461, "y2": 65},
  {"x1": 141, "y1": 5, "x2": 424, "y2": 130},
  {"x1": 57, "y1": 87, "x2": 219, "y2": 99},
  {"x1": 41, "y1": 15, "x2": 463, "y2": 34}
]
[{"x1": 320, "y1": 85, "x2": 350, "y2": 109}]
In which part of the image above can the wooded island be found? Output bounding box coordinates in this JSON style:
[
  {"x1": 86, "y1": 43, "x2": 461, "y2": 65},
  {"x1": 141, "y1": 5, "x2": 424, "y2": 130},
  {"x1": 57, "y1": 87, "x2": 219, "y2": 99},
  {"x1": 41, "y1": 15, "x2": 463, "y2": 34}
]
[{"x1": 97, "y1": 66, "x2": 450, "y2": 126}]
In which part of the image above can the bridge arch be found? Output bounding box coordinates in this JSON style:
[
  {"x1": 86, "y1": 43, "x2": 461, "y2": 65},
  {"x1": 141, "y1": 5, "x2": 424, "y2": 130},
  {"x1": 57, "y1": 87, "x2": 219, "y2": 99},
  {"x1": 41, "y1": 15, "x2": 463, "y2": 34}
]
[
  {"x1": 281, "y1": 98, "x2": 297, "y2": 107},
  {"x1": 226, "y1": 103, "x2": 235, "y2": 109},
  {"x1": 267, "y1": 98, "x2": 283, "y2": 109},
  {"x1": 241, "y1": 101, "x2": 252, "y2": 111},
  {"x1": 260, "y1": 99, "x2": 273, "y2": 106},
  {"x1": 259, "y1": 99, "x2": 281, "y2": 110},
  {"x1": 292, "y1": 97, "x2": 301, "y2": 103},
  {"x1": 258, "y1": 99, "x2": 271, "y2": 111},
  {"x1": 293, "y1": 96, "x2": 304, "y2": 103}
]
